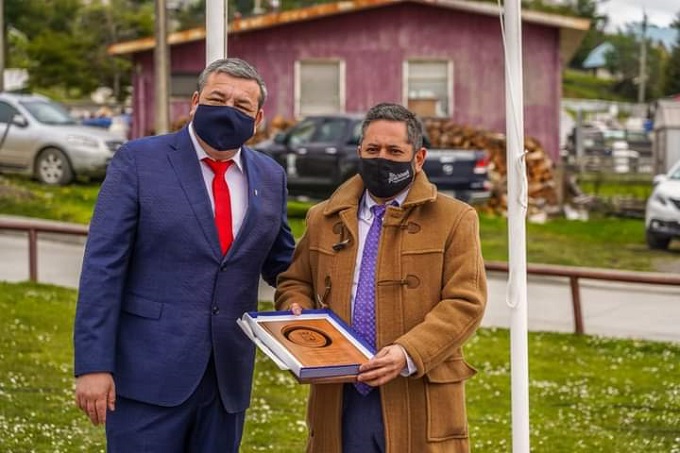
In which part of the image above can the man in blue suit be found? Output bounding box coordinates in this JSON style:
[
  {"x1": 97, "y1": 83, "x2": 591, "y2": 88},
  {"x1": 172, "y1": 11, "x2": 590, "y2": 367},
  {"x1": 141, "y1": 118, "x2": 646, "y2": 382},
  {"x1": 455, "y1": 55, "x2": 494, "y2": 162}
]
[{"x1": 73, "y1": 58, "x2": 295, "y2": 452}]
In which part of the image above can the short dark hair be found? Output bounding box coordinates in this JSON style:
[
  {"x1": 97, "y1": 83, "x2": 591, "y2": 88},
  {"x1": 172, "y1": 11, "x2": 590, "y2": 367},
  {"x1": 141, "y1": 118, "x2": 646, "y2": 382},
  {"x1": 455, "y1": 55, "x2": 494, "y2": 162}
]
[
  {"x1": 197, "y1": 58, "x2": 268, "y2": 110},
  {"x1": 359, "y1": 103, "x2": 424, "y2": 151}
]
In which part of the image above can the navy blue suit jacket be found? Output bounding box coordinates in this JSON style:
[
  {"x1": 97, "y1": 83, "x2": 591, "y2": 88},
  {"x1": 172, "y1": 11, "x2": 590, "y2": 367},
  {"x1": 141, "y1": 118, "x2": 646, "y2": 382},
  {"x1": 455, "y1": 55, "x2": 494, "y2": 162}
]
[{"x1": 74, "y1": 127, "x2": 295, "y2": 412}]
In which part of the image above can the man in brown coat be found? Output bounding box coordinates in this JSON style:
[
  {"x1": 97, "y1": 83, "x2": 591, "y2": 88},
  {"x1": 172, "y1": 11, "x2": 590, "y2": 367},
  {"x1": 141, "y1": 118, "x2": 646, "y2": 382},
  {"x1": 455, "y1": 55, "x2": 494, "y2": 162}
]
[{"x1": 275, "y1": 102, "x2": 487, "y2": 453}]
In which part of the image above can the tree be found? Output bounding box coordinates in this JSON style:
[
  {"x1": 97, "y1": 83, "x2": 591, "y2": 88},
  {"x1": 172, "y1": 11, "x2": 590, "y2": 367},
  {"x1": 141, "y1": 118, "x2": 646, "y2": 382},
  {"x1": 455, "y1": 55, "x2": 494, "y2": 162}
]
[
  {"x1": 173, "y1": 0, "x2": 207, "y2": 30},
  {"x1": 663, "y1": 12, "x2": 680, "y2": 96},
  {"x1": 4, "y1": 0, "x2": 154, "y2": 99},
  {"x1": 497, "y1": 1, "x2": 611, "y2": 69},
  {"x1": 76, "y1": 0, "x2": 155, "y2": 100},
  {"x1": 604, "y1": 26, "x2": 665, "y2": 102}
]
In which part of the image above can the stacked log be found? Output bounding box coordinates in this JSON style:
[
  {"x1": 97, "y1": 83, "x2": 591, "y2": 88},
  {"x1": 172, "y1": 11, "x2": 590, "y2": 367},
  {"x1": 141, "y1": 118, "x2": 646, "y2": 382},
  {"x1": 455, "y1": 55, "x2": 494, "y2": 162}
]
[
  {"x1": 247, "y1": 114, "x2": 297, "y2": 146},
  {"x1": 422, "y1": 118, "x2": 560, "y2": 218}
]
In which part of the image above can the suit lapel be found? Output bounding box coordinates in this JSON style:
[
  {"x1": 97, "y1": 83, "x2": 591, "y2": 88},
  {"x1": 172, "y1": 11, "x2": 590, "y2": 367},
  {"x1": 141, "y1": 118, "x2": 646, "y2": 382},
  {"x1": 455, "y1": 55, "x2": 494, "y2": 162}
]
[{"x1": 167, "y1": 127, "x2": 222, "y2": 259}]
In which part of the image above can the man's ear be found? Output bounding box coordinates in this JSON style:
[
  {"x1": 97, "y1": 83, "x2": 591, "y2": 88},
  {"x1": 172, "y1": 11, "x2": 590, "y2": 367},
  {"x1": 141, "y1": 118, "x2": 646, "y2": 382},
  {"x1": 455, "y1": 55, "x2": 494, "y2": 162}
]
[
  {"x1": 254, "y1": 109, "x2": 264, "y2": 133},
  {"x1": 414, "y1": 147, "x2": 427, "y2": 173},
  {"x1": 188, "y1": 92, "x2": 200, "y2": 119}
]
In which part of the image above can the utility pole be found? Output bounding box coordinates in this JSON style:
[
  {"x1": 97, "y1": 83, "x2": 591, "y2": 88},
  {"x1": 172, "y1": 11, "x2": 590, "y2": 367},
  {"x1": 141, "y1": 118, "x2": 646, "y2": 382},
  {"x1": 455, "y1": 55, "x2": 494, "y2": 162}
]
[
  {"x1": 637, "y1": 11, "x2": 648, "y2": 104},
  {"x1": 154, "y1": 0, "x2": 170, "y2": 134},
  {"x1": 0, "y1": 0, "x2": 5, "y2": 93}
]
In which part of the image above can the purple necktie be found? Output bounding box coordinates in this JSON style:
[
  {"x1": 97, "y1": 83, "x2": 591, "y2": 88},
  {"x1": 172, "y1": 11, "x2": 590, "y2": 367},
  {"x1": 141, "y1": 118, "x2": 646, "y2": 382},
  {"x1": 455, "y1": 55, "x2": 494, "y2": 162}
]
[{"x1": 353, "y1": 204, "x2": 387, "y2": 395}]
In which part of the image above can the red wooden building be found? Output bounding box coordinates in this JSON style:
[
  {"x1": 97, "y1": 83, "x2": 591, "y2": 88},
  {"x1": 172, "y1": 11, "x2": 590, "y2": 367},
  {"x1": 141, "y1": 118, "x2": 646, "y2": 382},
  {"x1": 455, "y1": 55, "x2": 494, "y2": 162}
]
[{"x1": 109, "y1": 0, "x2": 588, "y2": 158}]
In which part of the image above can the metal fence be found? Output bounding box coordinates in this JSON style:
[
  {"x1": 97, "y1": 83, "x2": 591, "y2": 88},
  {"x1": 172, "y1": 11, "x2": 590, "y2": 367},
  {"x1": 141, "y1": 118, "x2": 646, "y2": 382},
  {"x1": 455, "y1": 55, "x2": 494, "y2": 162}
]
[
  {"x1": 2, "y1": 217, "x2": 680, "y2": 336},
  {"x1": 563, "y1": 155, "x2": 655, "y2": 175}
]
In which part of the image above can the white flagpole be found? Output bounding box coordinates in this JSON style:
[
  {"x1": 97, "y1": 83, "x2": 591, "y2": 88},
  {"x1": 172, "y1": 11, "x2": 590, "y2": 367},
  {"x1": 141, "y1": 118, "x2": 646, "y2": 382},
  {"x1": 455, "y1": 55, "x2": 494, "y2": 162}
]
[
  {"x1": 503, "y1": 0, "x2": 530, "y2": 451},
  {"x1": 206, "y1": 0, "x2": 229, "y2": 63}
]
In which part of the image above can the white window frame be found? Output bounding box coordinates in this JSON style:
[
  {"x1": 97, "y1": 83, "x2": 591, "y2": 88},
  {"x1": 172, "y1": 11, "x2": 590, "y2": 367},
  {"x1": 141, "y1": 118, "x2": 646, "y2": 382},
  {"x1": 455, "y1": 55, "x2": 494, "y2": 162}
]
[
  {"x1": 294, "y1": 59, "x2": 346, "y2": 118},
  {"x1": 402, "y1": 59, "x2": 454, "y2": 117}
]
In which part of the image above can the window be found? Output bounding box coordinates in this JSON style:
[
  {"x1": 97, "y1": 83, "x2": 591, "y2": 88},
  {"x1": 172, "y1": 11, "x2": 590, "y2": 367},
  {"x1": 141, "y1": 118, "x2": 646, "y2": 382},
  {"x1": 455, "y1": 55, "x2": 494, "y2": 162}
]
[
  {"x1": 349, "y1": 121, "x2": 362, "y2": 146},
  {"x1": 316, "y1": 119, "x2": 347, "y2": 143},
  {"x1": 0, "y1": 102, "x2": 18, "y2": 123},
  {"x1": 19, "y1": 100, "x2": 76, "y2": 125},
  {"x1": 171, "y1": 74, "x2": 199, "y2": 97},
  {"x1": 295, "y1": 60, "x2": 345, "y2": 117},
  {"x1": 288, "y1": 119, "x2": 317, "y2": 148},
  {"x1": 403, "y1": 60, "x2": 452, "y2": 117}
]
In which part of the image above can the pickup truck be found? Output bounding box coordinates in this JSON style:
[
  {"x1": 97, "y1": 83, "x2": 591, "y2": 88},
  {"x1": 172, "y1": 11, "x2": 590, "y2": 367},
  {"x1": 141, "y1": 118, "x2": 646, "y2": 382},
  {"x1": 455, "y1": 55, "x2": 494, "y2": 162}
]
[{"x1": 253, "y1": 113, "x2": 490, "y2": 203}]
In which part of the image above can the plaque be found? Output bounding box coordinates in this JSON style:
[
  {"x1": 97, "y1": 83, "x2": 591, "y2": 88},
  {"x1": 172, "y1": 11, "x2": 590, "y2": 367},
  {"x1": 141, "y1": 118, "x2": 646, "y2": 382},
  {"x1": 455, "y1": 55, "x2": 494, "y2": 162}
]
[{"x1": 237, "y1": 309, "x2": 374, "y2": 383}]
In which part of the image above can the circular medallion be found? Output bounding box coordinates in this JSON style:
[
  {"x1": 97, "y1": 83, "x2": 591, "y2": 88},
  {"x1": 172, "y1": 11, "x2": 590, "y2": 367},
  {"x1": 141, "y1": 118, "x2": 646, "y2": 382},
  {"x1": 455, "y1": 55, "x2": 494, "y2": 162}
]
[{"x1": 282, "y1": 325, "x2": 332, "y2": 348}]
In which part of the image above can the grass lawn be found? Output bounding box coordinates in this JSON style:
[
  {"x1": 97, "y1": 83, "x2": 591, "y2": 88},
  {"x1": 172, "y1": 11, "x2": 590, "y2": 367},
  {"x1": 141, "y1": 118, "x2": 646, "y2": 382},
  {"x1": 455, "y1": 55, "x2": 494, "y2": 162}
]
[
  {"x1": 479, "y1": 213, "x2": 680, "y2": 271},
  {"x1": 1, "y1": 282, "x2": 678, "y2": 451},
  {"x1": 576, "y1": 173, "x2": 654, "y2": 200},
  {"x1": 562, "y1": 70, "x2": 629, "y2": 102},
  {"x1": 0, "y1": 176, "x2": 100, "y2": 225},
  {"x1": 2, "y1": 174, "x2": 679, "y2": 272}
]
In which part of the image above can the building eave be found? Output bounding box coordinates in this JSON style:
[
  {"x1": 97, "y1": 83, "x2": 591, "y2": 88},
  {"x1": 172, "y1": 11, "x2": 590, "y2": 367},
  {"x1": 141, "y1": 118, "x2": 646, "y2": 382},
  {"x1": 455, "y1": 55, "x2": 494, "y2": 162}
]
[{"x1": 108, "y1": 0, "x2": 590, "y2": 63}]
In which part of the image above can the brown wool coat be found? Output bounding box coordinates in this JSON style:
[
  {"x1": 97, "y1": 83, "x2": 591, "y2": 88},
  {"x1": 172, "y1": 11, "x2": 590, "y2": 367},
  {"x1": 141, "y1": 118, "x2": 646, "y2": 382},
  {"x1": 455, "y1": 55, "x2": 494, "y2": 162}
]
[{"x1": 275, "y1": 171, "x2": 487, "y2": 453}]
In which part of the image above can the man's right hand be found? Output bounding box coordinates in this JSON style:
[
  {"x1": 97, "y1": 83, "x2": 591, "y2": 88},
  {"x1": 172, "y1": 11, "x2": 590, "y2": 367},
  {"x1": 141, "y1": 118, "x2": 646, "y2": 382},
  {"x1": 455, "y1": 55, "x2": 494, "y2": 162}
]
[{"x1": 75, "y1": 373, "x2": 116, "y2": 426}]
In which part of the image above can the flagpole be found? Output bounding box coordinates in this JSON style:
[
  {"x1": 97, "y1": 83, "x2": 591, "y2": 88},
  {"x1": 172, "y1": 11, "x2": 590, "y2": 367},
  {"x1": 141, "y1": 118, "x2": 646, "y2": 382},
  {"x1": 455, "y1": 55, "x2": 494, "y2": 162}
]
[
  {"x1": 503, "y1": 0, "x2": 530, "y2": 451},
  {"x1": 206, "y1": 0, "x2": 229, "y2": 63}
]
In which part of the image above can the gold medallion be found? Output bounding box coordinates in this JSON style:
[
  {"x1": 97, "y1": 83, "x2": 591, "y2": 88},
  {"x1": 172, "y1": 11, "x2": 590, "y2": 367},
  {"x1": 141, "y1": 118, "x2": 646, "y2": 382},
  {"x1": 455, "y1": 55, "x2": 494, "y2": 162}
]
[{"x1": 282, "y1": 325, "x2": 332, "y2": 348}]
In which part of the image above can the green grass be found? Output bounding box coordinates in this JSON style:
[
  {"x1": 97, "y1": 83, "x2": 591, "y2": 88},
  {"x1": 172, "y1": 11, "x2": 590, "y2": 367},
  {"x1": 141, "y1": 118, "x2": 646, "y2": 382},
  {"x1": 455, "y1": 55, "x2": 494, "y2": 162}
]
[
  {"x1": 0, "y1": 176, "x2": 101, "y2": 225},
  {"x1": 2, "y1": 174, "x2": 679, "y2": 272},
  {"x1": 562, "y1": 70, "x2": 629, "y2": 102},
  {"x1": 577, "y1": 173, "x2": 655, "y2": 200},
  {"x1": 480, "y1": 213, "x2": 679, "y2": 271},
  {"x1": 1, "y1": 282, "x2": 678, "y2": 451}
]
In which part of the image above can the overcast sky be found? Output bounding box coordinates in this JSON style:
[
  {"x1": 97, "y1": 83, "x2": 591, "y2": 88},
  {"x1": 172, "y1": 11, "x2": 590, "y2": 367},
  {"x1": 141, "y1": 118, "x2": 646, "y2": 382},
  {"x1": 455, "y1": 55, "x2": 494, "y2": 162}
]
[{"x1": 600, "y1": 0, "x2": 678, "y2": 30}]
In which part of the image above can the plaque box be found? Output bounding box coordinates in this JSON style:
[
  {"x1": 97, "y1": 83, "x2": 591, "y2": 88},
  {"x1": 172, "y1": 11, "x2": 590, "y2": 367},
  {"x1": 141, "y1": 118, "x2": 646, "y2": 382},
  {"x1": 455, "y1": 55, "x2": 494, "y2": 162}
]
[{"x1": 237, "y1": 309, "x2": 375, "y2": 383}]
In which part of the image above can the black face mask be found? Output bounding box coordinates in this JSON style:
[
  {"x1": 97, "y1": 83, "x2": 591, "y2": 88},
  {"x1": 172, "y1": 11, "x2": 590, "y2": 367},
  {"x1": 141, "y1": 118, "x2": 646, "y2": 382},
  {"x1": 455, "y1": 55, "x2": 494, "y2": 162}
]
[
  {"x1": 358, "y1": 157, "x2": 414, "y2": 199},
  {"x1": 193, "y1": 104, "x2": 255, "y2": 151}
]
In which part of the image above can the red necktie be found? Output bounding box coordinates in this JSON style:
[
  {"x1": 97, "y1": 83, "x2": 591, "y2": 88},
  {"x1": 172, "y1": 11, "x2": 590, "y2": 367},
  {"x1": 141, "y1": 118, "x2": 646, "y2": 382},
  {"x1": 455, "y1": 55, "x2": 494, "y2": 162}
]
[{"x1": 203, "y1": 158, "x2": 234, "y2": 255}]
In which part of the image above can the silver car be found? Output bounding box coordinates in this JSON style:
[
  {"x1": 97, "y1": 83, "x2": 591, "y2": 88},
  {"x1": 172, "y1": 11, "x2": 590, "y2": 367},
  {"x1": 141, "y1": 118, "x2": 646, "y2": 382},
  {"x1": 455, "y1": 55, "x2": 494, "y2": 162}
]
[
  {"x1": 645, "y1": 159, "x2": 680, "y2": 250},
  {"x1": 0, "y1": 93, "x2": 125, "y2": 185}
]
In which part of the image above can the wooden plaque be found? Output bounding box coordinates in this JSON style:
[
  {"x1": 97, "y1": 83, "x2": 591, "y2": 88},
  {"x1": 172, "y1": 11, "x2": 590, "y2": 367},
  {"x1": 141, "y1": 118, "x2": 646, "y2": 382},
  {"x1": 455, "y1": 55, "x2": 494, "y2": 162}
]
[
  {"x1": 260, "y1": 318, "x2": 369, "y2": 369},
  {"x1": 238, "y1": 309, "x2": 374, "y2": 383}
]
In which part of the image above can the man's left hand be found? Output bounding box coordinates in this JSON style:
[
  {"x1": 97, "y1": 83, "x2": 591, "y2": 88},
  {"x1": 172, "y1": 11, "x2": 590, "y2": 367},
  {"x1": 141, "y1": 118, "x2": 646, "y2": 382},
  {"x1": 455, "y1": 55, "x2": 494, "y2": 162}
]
[{"x1": 356, "y1": 345, "x2": 406, "y2": 387}]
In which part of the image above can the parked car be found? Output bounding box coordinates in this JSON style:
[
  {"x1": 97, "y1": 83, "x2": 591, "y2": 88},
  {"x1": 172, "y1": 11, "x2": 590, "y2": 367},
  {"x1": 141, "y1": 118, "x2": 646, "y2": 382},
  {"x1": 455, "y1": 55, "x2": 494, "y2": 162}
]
[
  {"x1": 645, "y1": 160, "x2": 680, "y2": 250},
  {"x1": 0, "y1": 93, "x2": 126, "y2": 185},
  {"x1": 253, "y1": 114, "x2": 490, "y2": 203}
]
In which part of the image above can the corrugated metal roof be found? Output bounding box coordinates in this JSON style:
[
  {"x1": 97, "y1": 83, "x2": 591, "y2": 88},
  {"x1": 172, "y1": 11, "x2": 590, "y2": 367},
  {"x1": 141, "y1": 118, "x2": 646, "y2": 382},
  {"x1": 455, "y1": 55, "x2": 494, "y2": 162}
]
[
  {"x1": 108, "y1": 0, "x2": 589, "y2": 62},
  {"x1": 655, "y1": 100, "x2": 680, "y2": 129}
]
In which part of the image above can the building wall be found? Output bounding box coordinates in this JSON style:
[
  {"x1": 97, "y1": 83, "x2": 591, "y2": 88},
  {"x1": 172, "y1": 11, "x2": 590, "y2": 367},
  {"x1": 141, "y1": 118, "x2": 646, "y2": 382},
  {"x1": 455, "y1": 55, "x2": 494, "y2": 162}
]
[{"x1": 131, "y1": 3, "x2": 562, "y2": 157}]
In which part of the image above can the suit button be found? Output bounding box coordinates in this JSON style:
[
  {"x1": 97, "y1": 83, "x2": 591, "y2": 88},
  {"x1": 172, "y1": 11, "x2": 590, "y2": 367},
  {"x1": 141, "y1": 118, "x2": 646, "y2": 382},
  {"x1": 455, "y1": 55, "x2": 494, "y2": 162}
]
[
  {"x1": 212, "y1": 306, "x2": 219, "y2": 315},
  {"x1": 221, "y1": 265, "x2": 227, "y2": 272}
]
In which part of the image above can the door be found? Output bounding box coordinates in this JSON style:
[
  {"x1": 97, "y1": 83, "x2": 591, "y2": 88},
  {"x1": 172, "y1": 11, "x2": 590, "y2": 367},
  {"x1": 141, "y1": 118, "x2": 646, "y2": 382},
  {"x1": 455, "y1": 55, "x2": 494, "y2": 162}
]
[{"x1": 0, "y1": 101, "x2": 37, "y2": 170}]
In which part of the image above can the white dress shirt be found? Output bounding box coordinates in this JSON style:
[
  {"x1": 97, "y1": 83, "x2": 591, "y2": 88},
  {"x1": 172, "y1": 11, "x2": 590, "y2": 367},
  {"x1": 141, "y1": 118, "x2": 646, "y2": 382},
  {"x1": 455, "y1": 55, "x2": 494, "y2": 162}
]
[{"x1": 189, "y1": 123, "x2": 248, "y2": 240}]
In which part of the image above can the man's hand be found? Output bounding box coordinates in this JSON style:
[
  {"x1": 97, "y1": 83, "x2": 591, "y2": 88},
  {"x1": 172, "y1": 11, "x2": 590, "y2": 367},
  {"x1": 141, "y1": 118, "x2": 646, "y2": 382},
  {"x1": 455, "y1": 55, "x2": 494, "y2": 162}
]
[
  {"x1": 356, "y1": 345, "x2": 407, "y2": 387},
  {"x1": 75, "y1": 373, "x2": 116, "y2": 426},
  {"x1": 289, "y1": 302, "x2": 303, "y2": 315}
]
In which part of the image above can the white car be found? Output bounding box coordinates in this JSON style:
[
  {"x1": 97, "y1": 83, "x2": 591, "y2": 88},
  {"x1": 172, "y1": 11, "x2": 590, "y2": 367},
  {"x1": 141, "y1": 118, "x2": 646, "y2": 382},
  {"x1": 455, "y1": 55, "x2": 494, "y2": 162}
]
[
  {"x1": 645, "y1": 160, "x2": 680, "y2": 250},
  {"x1": 0, "y1": 93, "x2": 126, "y2": 185}
]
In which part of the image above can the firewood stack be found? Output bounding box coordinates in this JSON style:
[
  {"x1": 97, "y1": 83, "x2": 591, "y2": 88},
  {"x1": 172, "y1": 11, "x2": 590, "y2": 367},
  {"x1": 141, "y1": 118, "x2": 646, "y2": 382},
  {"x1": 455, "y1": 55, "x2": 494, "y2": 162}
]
[
  {"x1": 247, "y1": 114, "x2": 297, "y2": 146},
  {"x1": 421, "y1": 118, "x2": 560, "y2": 218}
]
